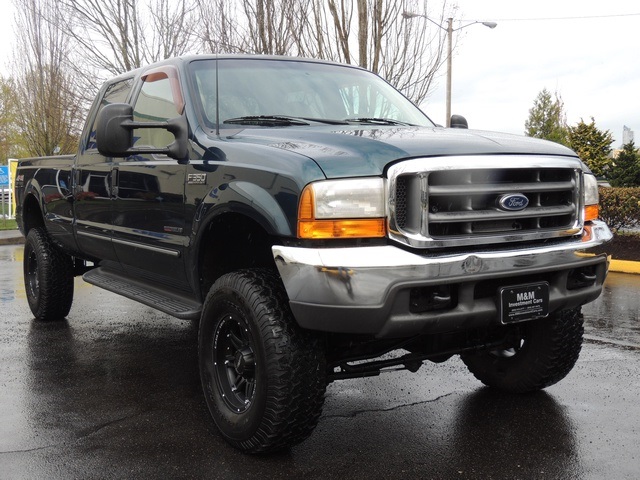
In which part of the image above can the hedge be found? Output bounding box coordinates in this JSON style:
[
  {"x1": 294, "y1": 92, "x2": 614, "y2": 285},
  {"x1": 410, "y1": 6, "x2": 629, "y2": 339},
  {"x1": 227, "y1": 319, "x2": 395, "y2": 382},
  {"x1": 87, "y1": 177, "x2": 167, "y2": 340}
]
[{"x1": 598, "y1": 187, "x2": 640, "y2": 232}]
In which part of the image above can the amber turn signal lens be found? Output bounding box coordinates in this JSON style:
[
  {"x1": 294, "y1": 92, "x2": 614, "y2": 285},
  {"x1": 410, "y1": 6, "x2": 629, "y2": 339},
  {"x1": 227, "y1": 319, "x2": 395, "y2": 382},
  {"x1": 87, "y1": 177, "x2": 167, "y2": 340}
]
[
  {"x1": 298, "y1": 219, "x2": 386, "y2": 239},
  {"x1": 299, "y1": 186, "x2": 315, "y2": 220},
  {"x1": 584, "y1": 205, "x2": 599, "y2": 222},
  {"x1": 298, "y1": 182, "x2": 387, "y2": 239}
]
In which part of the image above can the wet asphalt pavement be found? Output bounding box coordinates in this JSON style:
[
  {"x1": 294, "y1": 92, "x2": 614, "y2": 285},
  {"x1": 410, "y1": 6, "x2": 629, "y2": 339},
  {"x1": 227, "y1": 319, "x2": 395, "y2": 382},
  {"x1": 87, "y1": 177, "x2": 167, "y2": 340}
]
[{"x1": 1, "y1": 243, "x2": 639, "y2": 479}]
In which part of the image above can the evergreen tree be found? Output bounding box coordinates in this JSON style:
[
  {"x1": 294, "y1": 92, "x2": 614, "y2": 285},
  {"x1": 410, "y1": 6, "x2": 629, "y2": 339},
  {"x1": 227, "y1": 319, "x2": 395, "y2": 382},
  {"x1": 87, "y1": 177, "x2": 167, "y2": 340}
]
[
  {"x1": 567, "y1": 118, "x2": 614, "y2": 178},
  {"x1": 524, "y1": 88, "x2": 569, "y2": 145},
  {"x1": 609, "y1": 141, "x2": 640, "y2": 187}
]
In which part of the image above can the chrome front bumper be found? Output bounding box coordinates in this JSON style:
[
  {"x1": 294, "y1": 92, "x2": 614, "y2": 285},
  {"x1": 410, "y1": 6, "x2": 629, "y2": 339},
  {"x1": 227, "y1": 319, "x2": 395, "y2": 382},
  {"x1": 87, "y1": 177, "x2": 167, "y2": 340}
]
[{"x1": 273, "y1": 221, "x2": 613, "y2": 338}]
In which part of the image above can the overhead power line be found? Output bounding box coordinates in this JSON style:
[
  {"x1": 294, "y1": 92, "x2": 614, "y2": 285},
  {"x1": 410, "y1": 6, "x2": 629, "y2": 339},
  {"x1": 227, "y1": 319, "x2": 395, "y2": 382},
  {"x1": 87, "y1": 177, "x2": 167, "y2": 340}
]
[{"x1": 462, "y1": 12, "x2": 640, "y2": 22}]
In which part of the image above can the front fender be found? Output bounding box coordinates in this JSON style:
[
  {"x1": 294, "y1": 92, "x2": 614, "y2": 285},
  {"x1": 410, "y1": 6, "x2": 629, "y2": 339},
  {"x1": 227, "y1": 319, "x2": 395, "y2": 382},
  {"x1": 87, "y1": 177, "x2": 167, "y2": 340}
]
[{"x1": 195, "y1": 179, "x2": 297, "y2": 238}]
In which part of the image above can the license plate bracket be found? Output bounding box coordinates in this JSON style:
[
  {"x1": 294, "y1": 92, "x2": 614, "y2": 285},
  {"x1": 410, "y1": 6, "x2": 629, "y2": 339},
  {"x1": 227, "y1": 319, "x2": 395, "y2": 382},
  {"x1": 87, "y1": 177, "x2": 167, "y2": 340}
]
[{"x1": 499, "y1": 282, "x2": 549, "y2": 324}]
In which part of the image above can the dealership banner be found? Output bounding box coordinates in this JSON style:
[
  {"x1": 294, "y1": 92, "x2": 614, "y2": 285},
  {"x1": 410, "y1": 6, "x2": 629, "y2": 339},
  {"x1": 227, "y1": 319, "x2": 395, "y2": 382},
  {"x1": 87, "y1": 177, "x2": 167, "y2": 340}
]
[{"x1": 0, "y1": 166, "x2": 8, "y2": 187}]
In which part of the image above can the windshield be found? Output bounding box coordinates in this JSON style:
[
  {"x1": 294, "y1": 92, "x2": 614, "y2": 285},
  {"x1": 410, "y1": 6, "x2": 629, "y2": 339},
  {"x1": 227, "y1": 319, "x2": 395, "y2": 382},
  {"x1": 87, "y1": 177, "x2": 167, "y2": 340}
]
[{"x1": 188, "y1": 58, "x2": 434, "y2": 129}]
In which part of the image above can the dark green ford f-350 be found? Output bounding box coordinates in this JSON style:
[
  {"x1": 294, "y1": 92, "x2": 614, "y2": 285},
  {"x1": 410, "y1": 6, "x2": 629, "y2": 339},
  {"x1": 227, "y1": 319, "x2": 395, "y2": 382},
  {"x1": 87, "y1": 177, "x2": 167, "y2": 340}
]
[{"x1": 14, "y1": 55, "x2": 613, "y2": 453}]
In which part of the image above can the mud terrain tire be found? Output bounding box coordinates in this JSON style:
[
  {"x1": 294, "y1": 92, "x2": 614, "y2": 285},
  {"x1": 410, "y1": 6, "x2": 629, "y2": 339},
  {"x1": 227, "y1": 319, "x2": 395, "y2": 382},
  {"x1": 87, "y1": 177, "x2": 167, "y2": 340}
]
[
  {"x1": 461, "y1": 308, "x2": 584, "y2": 393},
  {"x1": 198, "y1": 269, "x2": 326, "y2": 453},
  {"x1": 23, "y1": 227, "x2": 74, "y2": 321}
]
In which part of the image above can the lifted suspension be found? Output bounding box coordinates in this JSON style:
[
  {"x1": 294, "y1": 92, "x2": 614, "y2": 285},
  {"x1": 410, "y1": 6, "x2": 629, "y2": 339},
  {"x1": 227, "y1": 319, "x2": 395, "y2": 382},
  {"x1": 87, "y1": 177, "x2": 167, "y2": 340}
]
[{"x1": 328, "y1": 339, "x2": 507, "y2": 382}]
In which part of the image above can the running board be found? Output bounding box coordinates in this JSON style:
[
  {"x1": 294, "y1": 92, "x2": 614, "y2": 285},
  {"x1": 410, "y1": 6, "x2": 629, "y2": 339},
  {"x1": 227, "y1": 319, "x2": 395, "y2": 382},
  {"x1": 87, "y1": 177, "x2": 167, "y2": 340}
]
[{"x1": 83, "y1": 267, "x2": 201, "y2": 320}]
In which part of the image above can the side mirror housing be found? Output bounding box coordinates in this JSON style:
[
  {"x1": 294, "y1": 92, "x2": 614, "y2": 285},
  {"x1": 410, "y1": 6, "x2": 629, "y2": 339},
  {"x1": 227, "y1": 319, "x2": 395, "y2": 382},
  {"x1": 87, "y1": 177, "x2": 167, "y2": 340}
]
[
  {"x1": 96, "y1": 103, "x2": 133, "y2": 157},
  {"x1": 450, "y1": 115, "x2": 469, "y2": 129},
  {"x1": 96, "y1": 103, "x2": 189, "y2": 163}
]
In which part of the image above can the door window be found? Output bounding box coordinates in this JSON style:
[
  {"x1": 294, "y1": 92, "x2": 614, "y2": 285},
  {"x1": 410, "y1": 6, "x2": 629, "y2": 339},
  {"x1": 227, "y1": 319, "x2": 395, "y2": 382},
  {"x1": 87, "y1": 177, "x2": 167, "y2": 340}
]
[
  {"x1": 132, "y1": 69, "x2": 184, "y2": 150},
  {"x1": 85, "y1": 78, "x2": 133, "y2": 152}
]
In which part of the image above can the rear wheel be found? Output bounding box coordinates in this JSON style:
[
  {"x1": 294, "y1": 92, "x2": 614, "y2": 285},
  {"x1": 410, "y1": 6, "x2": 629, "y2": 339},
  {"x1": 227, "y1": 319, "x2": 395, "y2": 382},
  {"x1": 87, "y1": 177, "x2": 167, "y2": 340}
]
[
  {"x1": 23, "y1": 227, "x2": 74, "y2": 321},
  {"x1": 461, "y1": 308, "x2": 584, "y2": 393},
  {"x1": 198, "y1": 269, "x2": 326, "y2": 453}
]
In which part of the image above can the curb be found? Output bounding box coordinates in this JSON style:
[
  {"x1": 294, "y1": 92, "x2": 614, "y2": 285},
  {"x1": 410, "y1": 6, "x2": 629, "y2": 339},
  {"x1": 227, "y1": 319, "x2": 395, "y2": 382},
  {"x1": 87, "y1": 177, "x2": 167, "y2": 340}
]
[
  {"x1": 609, "y1": 259, "x2": 640, "y2": 275},
  {"x1": 0, "y1": 234, "x2": 24, "y2": 246}
]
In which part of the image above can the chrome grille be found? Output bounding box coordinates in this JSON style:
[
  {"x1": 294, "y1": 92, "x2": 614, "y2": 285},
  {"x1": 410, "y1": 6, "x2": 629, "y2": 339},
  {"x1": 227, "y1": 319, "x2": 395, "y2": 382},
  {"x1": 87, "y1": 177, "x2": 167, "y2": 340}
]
[{"x1": 388, "y1": 156, "x2": 584, "y2": 248}]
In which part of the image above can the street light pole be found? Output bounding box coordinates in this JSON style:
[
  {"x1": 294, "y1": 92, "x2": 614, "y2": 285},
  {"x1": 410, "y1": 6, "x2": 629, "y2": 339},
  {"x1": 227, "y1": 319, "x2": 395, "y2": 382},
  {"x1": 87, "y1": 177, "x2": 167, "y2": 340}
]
[
  {"x1": 403, "y1": 12, "x2": 496, "y2": 127},
  {"x1": 446, "y1": 17, "x2": 453, "y2": 127}
]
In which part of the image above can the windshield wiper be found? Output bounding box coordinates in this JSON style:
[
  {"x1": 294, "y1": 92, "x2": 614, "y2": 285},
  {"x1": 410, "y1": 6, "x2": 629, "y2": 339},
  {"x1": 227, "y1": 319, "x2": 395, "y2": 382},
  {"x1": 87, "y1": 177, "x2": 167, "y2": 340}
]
[
  {"x1": 223, "y1": 115, "x2": 311, "y2": 126},
  {"x1": 298, "y1": 117, "x2": 349, "y2": 125},
  {"x1": 223, "y1": 115, "x2": 351, "y2": 126},
  {"x1": 345, "y1": 117, "x2": 416, "y2": 126}
]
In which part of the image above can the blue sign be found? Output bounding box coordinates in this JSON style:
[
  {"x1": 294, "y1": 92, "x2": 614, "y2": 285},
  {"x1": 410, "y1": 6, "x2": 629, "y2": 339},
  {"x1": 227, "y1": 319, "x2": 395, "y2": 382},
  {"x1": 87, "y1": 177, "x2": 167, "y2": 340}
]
[{"x1": 0, "y1": 166, "x2": 8, "y2": 187}]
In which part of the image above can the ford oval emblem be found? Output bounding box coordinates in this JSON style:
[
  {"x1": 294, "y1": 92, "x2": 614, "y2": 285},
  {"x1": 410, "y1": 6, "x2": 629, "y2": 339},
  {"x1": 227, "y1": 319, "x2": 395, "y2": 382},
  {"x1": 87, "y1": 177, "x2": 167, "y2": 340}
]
[{"x1": 498, "y1": 193, "x2": 529, "y2": 211}]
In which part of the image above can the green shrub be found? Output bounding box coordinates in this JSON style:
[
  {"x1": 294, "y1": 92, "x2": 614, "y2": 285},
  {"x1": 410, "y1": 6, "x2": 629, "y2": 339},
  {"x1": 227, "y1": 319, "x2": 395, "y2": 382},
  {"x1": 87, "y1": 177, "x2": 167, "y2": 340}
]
[
  {"x1": 598, "y1": 187, "x2": 640, "y2": 232},
  {"x1": 0, "y1": 218, "x2": 17, "y2": 231}
]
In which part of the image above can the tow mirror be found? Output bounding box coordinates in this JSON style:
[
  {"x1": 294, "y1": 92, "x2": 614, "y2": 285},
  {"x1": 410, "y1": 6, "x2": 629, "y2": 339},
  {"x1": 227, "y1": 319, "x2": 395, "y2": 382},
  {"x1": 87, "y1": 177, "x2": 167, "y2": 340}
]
[{"x1": 96, "y1": 103, "x2": 189, "y2": 163}]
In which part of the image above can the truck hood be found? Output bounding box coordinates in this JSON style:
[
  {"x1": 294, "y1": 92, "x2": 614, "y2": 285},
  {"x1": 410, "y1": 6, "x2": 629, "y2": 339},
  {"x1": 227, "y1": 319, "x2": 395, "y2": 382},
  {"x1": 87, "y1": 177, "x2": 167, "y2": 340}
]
[{"x1": 226, "y1": 125, "x2": 578, "y2": 178}]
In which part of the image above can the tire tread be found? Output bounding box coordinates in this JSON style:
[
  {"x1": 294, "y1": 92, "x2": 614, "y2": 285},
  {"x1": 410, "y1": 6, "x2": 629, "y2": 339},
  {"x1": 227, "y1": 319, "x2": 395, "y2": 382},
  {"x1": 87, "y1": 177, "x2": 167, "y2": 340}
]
[
  {"x1": 200, "y1": 269, "x2": 326, "y2": 453},
  {"x1": 461, "y1": 308, "x2": 584, "y2": 393},
  {"x1": 24, "y1": 227, "x2": 74, "y2": 321}
]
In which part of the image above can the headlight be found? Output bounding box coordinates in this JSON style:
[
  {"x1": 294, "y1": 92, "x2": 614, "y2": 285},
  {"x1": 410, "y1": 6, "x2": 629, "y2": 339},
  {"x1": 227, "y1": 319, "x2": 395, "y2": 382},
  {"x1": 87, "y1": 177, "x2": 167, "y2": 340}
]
[
  {"x1": 298, "y1": 178, "x2": 386, "y2": 239},
  {"x1": 583, "y1": 173, "x2": 599, "y2": 222}
]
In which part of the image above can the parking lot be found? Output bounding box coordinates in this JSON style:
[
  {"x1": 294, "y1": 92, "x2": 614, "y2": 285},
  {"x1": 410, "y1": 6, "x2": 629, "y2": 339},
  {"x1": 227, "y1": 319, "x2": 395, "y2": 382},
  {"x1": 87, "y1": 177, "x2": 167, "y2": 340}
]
[{"x1": 1, "y1": 243, "x2": 639, "y2": 479}]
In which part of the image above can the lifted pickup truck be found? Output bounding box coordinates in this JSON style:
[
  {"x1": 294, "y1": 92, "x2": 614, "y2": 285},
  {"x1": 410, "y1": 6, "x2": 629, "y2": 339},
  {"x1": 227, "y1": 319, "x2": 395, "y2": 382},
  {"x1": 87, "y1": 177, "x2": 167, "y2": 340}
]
[{"x1": 14, "y1": 55, "x2": 612, "y2": 453}]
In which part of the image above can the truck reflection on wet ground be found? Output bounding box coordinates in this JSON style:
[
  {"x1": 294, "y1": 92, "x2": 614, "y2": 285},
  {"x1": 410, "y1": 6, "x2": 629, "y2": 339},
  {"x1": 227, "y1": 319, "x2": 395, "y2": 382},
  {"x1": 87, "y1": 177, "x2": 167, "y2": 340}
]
[
  {"x1": 1, "y1": 245, "x2": 639, "y2": 478},
  {"x1": 582, "y1": 272, "x2": 640, "y2": 346}
]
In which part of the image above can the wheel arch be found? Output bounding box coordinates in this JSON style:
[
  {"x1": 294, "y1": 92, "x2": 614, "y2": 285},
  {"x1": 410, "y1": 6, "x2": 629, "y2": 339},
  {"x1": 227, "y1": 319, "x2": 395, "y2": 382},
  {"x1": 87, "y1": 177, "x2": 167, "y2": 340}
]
[
  {"x1": 193, "y1": 210, "x2": 282, "y2": 301},
  {"x1": 20, "y1": 192, "x2": 46, "y2": 236},
  {"x1": 191, "y1": 177, "x2": 301, "y2": 300}
]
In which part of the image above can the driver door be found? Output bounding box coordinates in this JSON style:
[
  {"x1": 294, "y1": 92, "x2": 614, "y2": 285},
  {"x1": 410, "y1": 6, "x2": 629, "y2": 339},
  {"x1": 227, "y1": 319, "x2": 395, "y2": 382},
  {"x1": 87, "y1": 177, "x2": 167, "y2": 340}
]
[{"x1": 110, "y1": 67, "x2": 190, "y2": 290}]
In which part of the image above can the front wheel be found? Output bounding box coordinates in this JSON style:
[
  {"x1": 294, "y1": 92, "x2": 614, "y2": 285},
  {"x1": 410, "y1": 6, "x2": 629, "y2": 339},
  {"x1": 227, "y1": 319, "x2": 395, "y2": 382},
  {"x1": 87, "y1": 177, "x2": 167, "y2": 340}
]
[
  {"x1": 23, "y1": 227, "x2": 74, "y2": 321},
  {"x1": 198, "y1": 269, "x2": 326, "y2": 453},
  {"x1": 461, "y1": 308, "x2": 584, "y2": 393}
]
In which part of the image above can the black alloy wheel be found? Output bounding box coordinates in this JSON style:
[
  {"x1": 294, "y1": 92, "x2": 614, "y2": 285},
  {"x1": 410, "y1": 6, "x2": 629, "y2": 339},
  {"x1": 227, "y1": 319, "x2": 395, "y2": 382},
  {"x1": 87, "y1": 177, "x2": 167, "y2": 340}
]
[
  {"x1": 212, "y1": 313, "x2": 257, "y2": 413},
  {"x1": 23, "y1": 227, "x2": 74, "y2": 321},
  {"x1": 199, "y1": 269, "x2": 327, "y2": 453}
]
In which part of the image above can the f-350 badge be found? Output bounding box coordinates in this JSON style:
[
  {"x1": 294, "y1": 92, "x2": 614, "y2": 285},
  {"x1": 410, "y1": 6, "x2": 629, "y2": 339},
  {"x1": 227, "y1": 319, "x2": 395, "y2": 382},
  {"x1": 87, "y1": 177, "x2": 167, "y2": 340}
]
[{"x1": 188, "y1": 173, "x2": 207, "y2": 185}]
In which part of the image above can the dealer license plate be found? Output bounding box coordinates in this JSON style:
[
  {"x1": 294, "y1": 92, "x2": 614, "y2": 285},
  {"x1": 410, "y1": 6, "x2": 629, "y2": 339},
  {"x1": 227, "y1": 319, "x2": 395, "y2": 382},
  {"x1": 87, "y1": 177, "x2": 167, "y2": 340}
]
[{"x1": 499, "y1": 282, "x2": 549, "y2": 324}]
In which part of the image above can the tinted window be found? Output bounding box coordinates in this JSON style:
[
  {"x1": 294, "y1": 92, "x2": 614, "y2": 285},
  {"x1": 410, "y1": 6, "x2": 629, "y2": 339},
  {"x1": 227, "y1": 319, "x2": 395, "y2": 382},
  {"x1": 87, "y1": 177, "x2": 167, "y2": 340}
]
[
  {"x1": 132, "y1": 76, "x2": 180, "y2": 149},
  {"x1": 86, "y1": 79, "x2": 133, "y2": 150}
]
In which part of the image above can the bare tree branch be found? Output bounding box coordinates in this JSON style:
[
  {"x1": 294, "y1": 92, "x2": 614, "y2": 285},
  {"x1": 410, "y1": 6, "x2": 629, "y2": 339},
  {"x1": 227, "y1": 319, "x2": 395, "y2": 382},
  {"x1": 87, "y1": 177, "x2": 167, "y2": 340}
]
[
  {"x1": 149, "y1": 0, "x2": 198, "y2": 60},
  {"x1": 12, "y1": 0, "x2": 82, "y2": 156},
  {"x1": 299, "y1": 0, "x2": 451, "y2": 105},
  {"x1": 60, "y1": 0, "x2": 197, "y2": 76}
]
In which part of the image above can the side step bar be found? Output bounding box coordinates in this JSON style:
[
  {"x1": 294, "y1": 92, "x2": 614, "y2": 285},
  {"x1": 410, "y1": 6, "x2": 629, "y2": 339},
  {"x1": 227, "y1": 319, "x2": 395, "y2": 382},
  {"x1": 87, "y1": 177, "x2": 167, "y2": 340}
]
[{"x1": 83, "y1": 267, "x2": 202, "y2": 320}]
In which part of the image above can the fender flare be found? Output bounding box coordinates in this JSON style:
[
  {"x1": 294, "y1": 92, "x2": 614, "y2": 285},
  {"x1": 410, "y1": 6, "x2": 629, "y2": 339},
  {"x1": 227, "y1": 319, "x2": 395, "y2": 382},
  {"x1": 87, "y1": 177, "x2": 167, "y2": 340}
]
[
  {"x1": 19, "y1": 177, "x2": 46, "y2": 233},
  {"x1": 195, "y1": 180, "x2": 295, "y2": 238}
]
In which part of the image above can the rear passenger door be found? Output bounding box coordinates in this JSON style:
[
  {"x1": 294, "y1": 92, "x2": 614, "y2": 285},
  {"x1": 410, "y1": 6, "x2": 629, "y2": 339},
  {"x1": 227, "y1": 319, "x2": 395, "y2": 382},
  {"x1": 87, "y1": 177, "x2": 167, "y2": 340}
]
[{"x1": 110, "y1": 66, "x2": 190, "y2": 290}]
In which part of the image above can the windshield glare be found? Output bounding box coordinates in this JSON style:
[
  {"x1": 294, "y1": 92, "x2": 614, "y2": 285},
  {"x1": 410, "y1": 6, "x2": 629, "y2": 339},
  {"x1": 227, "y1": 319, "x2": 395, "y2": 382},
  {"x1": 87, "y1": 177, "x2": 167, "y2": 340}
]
[{"x1": 189, "y1": 58, "x2": 434, "y2": 128}]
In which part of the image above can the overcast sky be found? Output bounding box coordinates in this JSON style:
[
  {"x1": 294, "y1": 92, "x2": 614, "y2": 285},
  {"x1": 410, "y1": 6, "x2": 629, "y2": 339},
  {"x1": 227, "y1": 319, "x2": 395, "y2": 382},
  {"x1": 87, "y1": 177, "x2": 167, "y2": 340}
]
[
  {"x1": 424, "y1": 0, "x2": 640, "y2": 146},
  {"x1": 0, "y1": 0, "x2": 637, "y2": 146}
]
